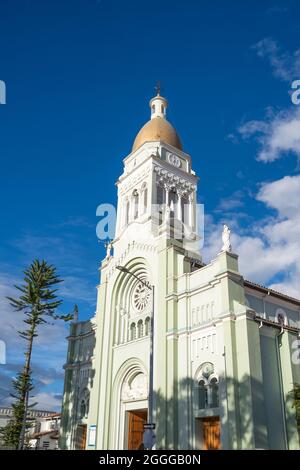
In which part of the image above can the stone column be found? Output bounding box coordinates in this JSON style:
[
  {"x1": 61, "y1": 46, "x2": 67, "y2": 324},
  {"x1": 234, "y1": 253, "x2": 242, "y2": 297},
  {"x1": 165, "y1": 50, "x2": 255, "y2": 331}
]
[
  {"x1": 177, "y1": 190, "x2": 182, "y2": 221},
  {"x1": 115, "y1": 305, "x2": 120, "y2": 345},
  {"x1": 124, "y1": 311, "x2": 129, "y2": 343},
  {"x1": 164, "y1": 183, "x2": 170, "y2": 222},
  {"x1": 189, "y1": 192, "x2": 194, "y2": 230},
  {"x1": 120, "y1": 308, "x2": 126, "y2": 344}
]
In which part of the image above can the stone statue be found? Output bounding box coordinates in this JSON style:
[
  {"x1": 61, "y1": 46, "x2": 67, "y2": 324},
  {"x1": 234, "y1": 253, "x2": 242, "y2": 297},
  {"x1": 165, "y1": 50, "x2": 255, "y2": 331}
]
[
  {"x1": 222, "y1": 224, "x2": 232, "y2": 252},
  {"x1": 105, "y1": 240, "x2": 113, "y2": 259}
]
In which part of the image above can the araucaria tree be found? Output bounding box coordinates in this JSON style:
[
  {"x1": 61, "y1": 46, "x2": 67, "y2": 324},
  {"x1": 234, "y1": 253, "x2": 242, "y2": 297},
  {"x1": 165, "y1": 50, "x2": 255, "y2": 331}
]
[{"x1": 1, "y1": 259, "x2": 72, "y2": 449}]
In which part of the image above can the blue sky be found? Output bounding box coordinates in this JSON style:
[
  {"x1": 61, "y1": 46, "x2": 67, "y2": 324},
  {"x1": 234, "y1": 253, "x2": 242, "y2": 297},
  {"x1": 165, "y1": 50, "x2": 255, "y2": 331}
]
[{"x1": 1, "y1": 0, "x2": 300, "y2": 410}]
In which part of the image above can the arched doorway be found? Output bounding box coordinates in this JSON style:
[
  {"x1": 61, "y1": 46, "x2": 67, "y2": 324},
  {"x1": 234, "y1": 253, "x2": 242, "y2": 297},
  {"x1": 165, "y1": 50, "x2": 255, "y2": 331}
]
[{"x1": 119, "y1": 368, "x2": 148, "y2": 449}]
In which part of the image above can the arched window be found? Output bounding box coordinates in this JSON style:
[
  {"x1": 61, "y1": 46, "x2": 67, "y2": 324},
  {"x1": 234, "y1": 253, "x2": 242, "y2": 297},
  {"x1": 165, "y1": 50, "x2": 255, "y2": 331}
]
[
  {"x1": 195, "y1": 363, "x2": 219, "y2": 410},
  {"x1": 125, "y1": 199, "x2": 130, "y2": 226},
  {"x1": 156, "y1": 186, "x2": 164, "y2": 225},
  {"x1": 79, "y1": 388, "x2": 90, "y2": 419},
  {"x1": 210, "y1": 377, "x2": 219, "y2": 408},
  {"x1": 198, "y1": 379, "x2": 208, "y2": 409},
  {"x1": 141, "y1": 183, "x2": 148, "y2": 214},
  {"x1": 137, "y1": 320, "x2": 143, "y2": 338},
  {"x1": 145, "y1": 317, "x2": 150, "y2": 336},
  {"x1": 80, "y1": 400, "x2": 86, "y2": 419},
  {"x1": 181, "y1": 194, "x2": 189, "y2": 224},
  {"x1": 130, "y1": 323, "x2": 136, "y2": 341},
  {"x1": 157, "y1": 185, "x2": 164, "y2": 205},
  {"x1": 169, "y1": 189, "x2": 177, "y2": 218},
  {"x1": 133, "y1": 190, "x2": 139, "y2": 220}
]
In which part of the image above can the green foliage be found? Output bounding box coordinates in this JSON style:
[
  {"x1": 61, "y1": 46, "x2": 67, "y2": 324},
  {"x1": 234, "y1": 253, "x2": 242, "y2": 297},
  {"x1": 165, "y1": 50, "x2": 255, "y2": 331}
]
[
  {"x1": 0, "y1": 396, "x2": 33, "y2": 449},
  {"x1": 1, "y1": 259, "x2": 73, "y2": 449},
  {"x1": 293, "y1": 383, "x2": 300, "y2": 430},
  {"x1": 0, "y1": 419, "x2": 21, "y2": 449}
]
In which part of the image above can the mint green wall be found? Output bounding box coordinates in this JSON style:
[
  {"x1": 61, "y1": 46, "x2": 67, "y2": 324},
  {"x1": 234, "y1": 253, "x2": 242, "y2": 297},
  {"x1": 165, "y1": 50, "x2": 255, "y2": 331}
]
[
  {"x1": 280, "y1": 332, "x2": 299, "y2": 449},
  {"x1": 246, "y1": 321, "x2": 268, "y2": 449},
  {"x1": 260, "y1": 332, "x2": 286, "y2": 449}
]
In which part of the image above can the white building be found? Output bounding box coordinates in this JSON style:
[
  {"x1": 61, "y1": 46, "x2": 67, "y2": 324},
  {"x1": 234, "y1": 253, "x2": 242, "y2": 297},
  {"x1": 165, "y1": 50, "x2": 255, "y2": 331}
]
[
  {"x1": 29, "y1": 414, "x2": 61, "y2": 450},
  {"x1": 0, "y1": 407, "x2": 60, "y2": 449}
]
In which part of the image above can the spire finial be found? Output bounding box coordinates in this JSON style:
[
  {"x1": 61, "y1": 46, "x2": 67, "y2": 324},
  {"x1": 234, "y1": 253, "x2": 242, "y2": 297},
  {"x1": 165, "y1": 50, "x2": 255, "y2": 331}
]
[
  {"x1": 150, "y1": 84, "x2": 168, "y2": 120},
  {"x1": 155, "y1": 80, "x2": 161, "y2": 96}
]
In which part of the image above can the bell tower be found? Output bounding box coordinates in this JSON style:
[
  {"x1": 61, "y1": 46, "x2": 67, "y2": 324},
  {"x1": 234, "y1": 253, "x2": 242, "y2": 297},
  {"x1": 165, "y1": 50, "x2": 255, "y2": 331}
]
[
  {"x1": 87, "y1": 91, "x2": 202, "y2": 451},
  {"x1": 112, "y1": 91, "x2": 200, "y2": 261}
]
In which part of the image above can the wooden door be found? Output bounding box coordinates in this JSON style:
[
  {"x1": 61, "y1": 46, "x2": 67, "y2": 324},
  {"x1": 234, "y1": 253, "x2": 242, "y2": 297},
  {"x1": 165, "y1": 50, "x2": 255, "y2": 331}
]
[
  {"x1": 202, "y1": 417, "x2": 220, "y2": 450},
  {"x1": 127, "y1": 409, "x2": 147, "y2": 450},
  {"x1": 75, "y1": 424, "x2": 87, "y2": 450}
]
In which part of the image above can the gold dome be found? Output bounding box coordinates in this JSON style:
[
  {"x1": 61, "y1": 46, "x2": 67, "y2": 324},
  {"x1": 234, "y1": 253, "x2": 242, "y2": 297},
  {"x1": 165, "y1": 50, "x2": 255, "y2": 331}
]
[{"x1": 132, "y1": 116, "x2": 183, "y2": 152}]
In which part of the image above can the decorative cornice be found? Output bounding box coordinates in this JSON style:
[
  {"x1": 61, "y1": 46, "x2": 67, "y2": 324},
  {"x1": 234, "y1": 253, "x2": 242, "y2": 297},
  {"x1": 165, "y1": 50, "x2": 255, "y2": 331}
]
[{"x1": 154, "y1": 164, "x2": 196, "y2": 195}]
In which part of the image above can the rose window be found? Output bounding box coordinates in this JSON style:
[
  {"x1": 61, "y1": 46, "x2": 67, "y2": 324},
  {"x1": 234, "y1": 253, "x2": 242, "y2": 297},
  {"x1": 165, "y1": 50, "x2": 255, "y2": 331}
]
[{"x1": 133, "y1": 281, "x2": 150, "y2": 312}]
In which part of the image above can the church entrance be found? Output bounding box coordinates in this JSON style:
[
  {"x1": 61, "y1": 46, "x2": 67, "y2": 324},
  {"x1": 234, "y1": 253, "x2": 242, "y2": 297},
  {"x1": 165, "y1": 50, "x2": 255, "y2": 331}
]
[
  {"x1": 202, "y1": 417, "x2": 221, "y2": 450},
  {"x1": 127, "y1": 409, "x2": 147, "y2": 450},
  {"x1": 195, "y1": 417, "x2": 221, "y2": 450}
]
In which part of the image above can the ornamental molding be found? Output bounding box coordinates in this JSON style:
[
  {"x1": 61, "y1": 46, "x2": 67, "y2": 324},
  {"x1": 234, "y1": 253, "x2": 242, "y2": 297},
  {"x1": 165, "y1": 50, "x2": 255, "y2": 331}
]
[
  {"x1": 154, "y1": 165, "x2": 196, "y2": 194},
  {"x1": 106, "y1": 241, "x2": 157, "y2": 280}
]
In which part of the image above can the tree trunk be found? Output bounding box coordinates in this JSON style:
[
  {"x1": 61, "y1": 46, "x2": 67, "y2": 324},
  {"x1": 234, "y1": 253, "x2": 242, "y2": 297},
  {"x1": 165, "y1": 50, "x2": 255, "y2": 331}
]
[{"x1": 18, "y1": 324, "x2": 35, "y2": 450}]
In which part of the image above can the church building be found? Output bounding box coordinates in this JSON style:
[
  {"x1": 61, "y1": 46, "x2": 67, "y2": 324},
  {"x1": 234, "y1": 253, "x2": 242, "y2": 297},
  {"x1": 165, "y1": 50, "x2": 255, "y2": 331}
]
[{"x1": 60, "y1": 92, "x2": 300, "y2": 450}]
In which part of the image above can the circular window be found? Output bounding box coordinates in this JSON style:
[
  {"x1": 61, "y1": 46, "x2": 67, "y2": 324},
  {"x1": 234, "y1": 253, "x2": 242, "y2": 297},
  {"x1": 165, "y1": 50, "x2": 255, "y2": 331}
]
[{"x1": 133, "y1": 281, "x2": 150, "y2": 312}]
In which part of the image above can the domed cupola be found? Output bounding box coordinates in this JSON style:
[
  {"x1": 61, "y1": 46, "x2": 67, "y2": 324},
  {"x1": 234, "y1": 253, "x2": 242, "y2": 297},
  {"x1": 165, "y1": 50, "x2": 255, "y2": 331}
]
[{"x1": 132, "y1": 91, "x2": 183, "y2": 152}]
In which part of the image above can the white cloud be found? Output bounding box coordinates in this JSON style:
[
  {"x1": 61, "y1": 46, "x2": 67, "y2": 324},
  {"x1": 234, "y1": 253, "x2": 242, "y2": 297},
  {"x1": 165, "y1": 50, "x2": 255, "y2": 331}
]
[
  {"x1": 0, "y1": 274, "x2": 24, "y2": 350},
  {"x1": 257, "y1": 174, "x2": 300, "y2": 218},
  {"x1": 0, "y1": 272, "x2": 69, "y2": 359},
  {"x1": 237, "y1": 39, "x2": 300, "y2": 163},
  {"x1": 29, "y1": 393, "x2": 62, "y2": 412},
  {"x1": 216, "y1": 190, "x2": 245, "y2": 212},
  {"x1": 238, "y1": 107, "x2": 300, "y2": 162},
  {"x1": 204, "y1": 175, "x2": 300, "y2": 299},
  {"x1": 253, "y1": 37, "x2": 300, "y2": 81},
  {"x1": 59, "y1": 275, "x2": 96, "y2": 306}
]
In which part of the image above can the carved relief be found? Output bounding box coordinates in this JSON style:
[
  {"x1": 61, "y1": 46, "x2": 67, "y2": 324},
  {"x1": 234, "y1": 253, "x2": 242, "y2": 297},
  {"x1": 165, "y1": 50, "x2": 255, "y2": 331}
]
[{"x1": 121, "y1": 373, "x2": 148, "y2": 401}]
